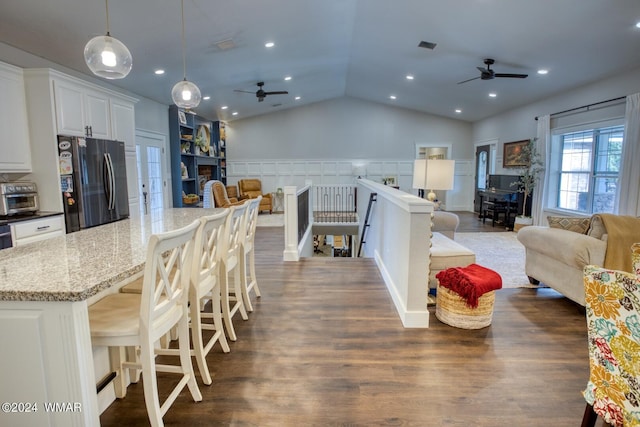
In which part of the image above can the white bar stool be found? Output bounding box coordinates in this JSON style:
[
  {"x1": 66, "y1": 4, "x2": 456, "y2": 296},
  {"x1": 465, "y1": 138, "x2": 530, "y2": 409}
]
[
  {"x1": 88, "y1": 220, "x2": 202, "y2": 427},
  {"x1": 240, "y1": 196, "x2": 262, "y2": 312},
  {"x1": 220, "y1": 201, "x2": 250, "y2": 341}
]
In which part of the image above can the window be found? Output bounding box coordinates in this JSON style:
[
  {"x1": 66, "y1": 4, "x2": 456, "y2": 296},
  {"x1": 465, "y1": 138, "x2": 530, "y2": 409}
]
[{"x1": 555, "y1": 125, "x2": 623, "y2": 214}]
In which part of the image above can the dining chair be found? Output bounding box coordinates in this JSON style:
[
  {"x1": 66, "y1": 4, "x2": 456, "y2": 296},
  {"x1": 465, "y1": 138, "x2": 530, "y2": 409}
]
[
  {"x1": 240, "y1": 196, "x2": 262, "y2": 312},
  {"x1": 88, "y1": 220, "x2": 202, "y2": 427},
  {"x1": 220, "y1": 200, "x2": 250, "y2": 341},
  {"x1": 581, "y1": 243, "x2": 640, "y2": 427}
]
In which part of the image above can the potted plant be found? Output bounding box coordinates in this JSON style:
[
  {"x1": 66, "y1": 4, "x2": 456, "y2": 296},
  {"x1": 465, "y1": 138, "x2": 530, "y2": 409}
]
[{"x1": 511, "y1": 138, "x2": 544, "y2": 229}]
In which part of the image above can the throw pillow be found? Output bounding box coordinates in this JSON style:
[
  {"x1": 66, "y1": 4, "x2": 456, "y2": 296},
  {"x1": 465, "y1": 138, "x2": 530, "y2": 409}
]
[
  {"x1": 547, "y1": 216, "x2": 592, "y2": 234},
  {"x1": 588, "y1": 215, "x2": 606, "y2": 239}
]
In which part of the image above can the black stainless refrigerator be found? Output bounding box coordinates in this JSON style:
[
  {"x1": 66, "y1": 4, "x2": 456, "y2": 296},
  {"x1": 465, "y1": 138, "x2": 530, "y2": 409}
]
[{"x1": 58, "y1": 135, "x2": 129, "y2": 233}]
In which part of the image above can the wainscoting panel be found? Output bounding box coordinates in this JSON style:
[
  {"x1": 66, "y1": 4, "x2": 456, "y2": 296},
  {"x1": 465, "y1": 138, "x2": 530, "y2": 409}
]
[
  {"x1": 227, "y1": 159, "x2": 416, "y2": 194},
  {"x1": 226, "y1": 159, "x2": 474, "y2": 211}
]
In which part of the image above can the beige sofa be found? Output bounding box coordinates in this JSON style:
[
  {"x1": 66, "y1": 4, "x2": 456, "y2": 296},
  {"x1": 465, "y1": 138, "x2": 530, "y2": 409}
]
[
  {"x1": 431, "y1": 211, "x2": 460, "y2": 240},
  {"x1": 516, "y1": 215, "x2": 611, "y2": 306}
]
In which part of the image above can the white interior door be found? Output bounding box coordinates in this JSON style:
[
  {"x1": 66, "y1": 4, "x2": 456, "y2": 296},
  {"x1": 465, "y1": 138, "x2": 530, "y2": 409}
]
[{"x1": 136, "y1": 131, "x2": 168, "y2": 215}]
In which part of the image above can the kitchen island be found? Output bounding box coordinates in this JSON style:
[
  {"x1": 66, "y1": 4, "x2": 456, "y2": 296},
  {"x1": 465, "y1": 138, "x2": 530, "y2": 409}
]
[{"x1": 0, "y1": 208, "x2": 223, "y2": 427}]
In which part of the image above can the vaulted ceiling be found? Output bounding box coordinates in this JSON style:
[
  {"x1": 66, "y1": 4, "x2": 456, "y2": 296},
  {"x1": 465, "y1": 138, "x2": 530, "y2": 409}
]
[{"x1": 2, "y1": 0, "x2": 640, "y2": 123}]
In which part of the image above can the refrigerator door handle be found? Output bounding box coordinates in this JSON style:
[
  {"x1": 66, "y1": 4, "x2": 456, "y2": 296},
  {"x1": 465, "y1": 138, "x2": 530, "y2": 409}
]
[
  {"x1": 104, "y1": 153, "x2": 115, "y2": 210},
  {"x1": 108, "y1": 153, "x2": 116, "y2": 210}
]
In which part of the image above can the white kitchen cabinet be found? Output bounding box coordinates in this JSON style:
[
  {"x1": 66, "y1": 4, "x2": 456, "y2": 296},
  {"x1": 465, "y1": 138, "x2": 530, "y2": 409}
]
[
  {"x1": 23, "y1": 68, "x2": 138, "y2": 214},
  {"x1": 11, "y1": 214, "x2": 65, "y2": 246},
  {"x1": 111, "y1": 98, "x2": 139, "y2": 213},
  {"x1": 110, "y1": 98, "x2": 136, "y2": 149},
  {"x1": 0, "y1": 62, "x2": 32, "y2": 172},
  {"x1": 54, "y1": 78, "x2": 110, "y2": 138}
]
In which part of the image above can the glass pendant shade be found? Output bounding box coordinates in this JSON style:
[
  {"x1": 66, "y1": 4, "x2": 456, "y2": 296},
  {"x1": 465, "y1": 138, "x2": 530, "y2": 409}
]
[
  {"x1": 171, "y1": 79, "x2": 201, "y2": 109},
  {"x1": 84, "y1": 34, "x2": 132, "y2": 80}
]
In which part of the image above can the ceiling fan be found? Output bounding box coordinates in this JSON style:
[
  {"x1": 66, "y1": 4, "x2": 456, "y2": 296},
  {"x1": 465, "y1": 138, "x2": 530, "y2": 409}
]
[
  {"x1": 234, "y1": 81, "x2": 288, "y2": 102},
  {"x1": 457, "y1": 58, "x2": 528, "y2": 84}
]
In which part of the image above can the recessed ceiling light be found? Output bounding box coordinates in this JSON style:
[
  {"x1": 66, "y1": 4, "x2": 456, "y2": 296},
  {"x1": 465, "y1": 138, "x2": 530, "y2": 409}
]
[
  {"x1": 636, "y1": 21, "x2": 640, "y2": 28},
  {"x1": 489, "y1": 93, "x2": 497, "y2": 98},
  {"x1": 265, "y1": 42, "x2": 275, "y2": 48},
  {"x1": 455, "y1": 109, "x2": 462, "y2": 114},
  {"x1": 389, "y1": 95, "x2": 397, "y2": 100},
  {"x1": 203, "y1": 96, "x2": 210, "y2": 100},
  {"x1": 294, "y1": 96, "x2": 301, "y2": 100},
  {"x1": 284, "y1": 76, "x2": 292, "y2": 81},
  {"x1": 221, "y1": 106, "x2": 228, "y2": 110},
  {"x1": 537, "y1": 69, "x2": 549, "y2": 75},
  {"x1": 406, "y1": 75, "x2": 414, "y2": 80},
  {"x1": 232, "y1": 111, "x2": 238, "y2": 116},
  {"x1": 154, "y1": 69, "x2": 165, "y2": 75}
]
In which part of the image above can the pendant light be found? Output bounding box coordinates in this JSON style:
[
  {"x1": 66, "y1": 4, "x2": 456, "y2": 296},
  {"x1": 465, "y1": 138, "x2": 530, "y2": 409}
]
[
  {"x1": 84, "y1": 0, "x2": 132, "y2": 79},
  {"x1": 171, "y1": 0, "x2": 201, "y2": 109}
]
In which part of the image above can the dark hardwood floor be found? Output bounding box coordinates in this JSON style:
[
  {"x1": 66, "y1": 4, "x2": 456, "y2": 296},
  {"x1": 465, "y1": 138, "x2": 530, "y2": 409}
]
[
  {"x1": 453, "y1": 210, "x2": 512, "y2": 233},
  {"x1": 100, "y1": 225, "x2": 593, "y2": 427}
]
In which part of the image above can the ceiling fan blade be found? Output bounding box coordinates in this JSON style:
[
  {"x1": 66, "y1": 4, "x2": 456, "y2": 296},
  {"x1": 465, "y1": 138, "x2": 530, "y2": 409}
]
[
  {"x1": 264, "y1": 91, "x2": 289, "y2": 95},
  {"x1": 476, "y1": 66, "x2": 488, "y2": 73},
  {"x1": 494, "y1": 73, "x2": 528, "y2": 78},
  {"x1": 234, "y1": 89, "x2": 255, "y2": 94},
  {"x1": 457, "y1": 76, "x2": 480, "y2": 84}
]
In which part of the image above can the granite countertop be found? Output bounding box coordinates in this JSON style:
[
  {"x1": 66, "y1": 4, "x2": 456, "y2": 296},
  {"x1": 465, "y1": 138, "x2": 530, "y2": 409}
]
[{"x1": 0, "y1": 208, "x2": 224, "y2": 302}]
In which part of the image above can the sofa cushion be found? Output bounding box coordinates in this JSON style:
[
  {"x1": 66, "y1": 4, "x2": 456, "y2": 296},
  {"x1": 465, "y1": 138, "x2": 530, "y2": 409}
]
[
  {"x1": 547, "y1": 216, "x2": 591, "y2": 234},
  {"x1": 587, "y1": 214, "x2": 607, "y2": 240}
]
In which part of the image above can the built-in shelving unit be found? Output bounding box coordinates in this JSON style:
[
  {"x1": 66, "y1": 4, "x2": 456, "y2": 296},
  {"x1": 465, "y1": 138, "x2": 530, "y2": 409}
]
[{"x1": 169, "y1": 106, "x2": 227, "y2": 207}]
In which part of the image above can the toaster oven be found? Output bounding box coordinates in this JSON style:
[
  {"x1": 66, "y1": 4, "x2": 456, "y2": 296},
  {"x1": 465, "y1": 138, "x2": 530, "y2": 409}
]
[{"x1": 0, "y1": 182, "x2": 39, "y2": 216}]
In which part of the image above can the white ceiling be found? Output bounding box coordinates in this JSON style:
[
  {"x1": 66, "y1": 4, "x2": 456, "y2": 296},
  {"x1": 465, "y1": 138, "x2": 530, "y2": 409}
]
[{"x1": 2, "y1": 0, "x2": 640, "y2": 123}]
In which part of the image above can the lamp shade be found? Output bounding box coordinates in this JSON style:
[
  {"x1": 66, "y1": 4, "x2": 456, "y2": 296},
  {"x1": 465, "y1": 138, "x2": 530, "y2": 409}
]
[
  {"x1": 412, "y1": 159, "x2": 427, "y2": 189},
  {"x1": 171, "y1": 79, "x2": 202, "y2": 109},
  {"x1": 425, "y1": 159, "x2": 455, "y2": 191},
  {"x1": 84, "y1": 34, "x2": 132, "y2": 79}
]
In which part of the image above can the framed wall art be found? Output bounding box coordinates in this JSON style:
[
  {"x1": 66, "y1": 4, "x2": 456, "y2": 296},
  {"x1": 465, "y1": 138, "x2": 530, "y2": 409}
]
[
  {"x1": 178, "y1": 110, "x2": 187, "y2": 125},
  {"x1": 383, "y1": 175, "x2": 397, "y2": 186},
  {"x1": 503, "y1": 140, "x2": 529, "y2": 168}
]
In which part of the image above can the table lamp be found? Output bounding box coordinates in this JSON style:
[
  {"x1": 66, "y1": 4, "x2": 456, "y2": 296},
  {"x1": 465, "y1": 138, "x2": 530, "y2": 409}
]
[
  {"x1": 412, "y1": 159, "x2": 427, "y2": 198},
  {"x1": 424, "y1": 159, "x2": 455, "y2": 202}
]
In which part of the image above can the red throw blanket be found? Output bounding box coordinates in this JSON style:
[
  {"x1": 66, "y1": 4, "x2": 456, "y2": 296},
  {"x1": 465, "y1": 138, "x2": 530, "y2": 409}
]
[{"x1": 435, "y1": 264, "x2": 503, "y2": 308}]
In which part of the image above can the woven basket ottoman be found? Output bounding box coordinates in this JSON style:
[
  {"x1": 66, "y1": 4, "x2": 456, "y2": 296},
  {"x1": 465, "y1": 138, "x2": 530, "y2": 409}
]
[
  {"x1": 435, "y1": 285, "x2": 496, "y2": 329},
  {"x1": 435, "y1": 263, "x2": 502, "y2": 329}
]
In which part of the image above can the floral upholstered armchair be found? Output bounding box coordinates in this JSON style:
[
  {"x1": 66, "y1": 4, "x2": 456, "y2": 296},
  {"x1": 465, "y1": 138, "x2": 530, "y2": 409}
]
[{"x1": 582, "y1": 243, "x2": 640, "y2": 427}]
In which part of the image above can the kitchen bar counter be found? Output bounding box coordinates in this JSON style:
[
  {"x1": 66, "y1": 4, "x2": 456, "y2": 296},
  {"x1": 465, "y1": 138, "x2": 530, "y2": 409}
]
[
  {"x1": 0, "y1": 208, "x2": 223, "y2": 427},
  {"x1": 0, "y1": 208, "x2": 220, "y2": 301}
]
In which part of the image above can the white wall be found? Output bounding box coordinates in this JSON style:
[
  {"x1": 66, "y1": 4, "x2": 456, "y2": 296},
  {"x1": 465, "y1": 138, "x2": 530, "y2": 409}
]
[
  {"x1": 473, "y1": 65, "x2": 640, "y2": 176},
  {"x1": 226, "y1": 97, "x2": 475, "y2": 210},
  {"x1": 228, "y1": 96, "x2": 473, "y2": 160}
]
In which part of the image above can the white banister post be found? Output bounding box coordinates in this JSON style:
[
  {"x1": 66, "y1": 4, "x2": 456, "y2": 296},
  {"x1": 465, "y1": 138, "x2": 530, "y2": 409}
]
[{"x1": 283, "y1": 186, "x2": 299, "y2": 261}]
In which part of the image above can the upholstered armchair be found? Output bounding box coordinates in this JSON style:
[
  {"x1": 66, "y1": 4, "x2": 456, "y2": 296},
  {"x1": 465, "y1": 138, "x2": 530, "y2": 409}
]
[
  {"x1": 210, "y1": 180, "x2": 244, "y2": 209},
  {"x1": 581, "y1": 243, "x2": 640, "y2": 427},
  {"x1": 238, "y1": 179, "x2": 272, "y2": 213}
]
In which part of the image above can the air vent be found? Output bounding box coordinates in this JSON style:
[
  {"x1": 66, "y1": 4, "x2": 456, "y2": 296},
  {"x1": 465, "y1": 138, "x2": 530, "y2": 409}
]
[
  {"x1": 418, "y1": 41, "x2": 437, "y2": 50},
  {"x1": 214, "y1": 38, "x2": 236, "y2": 51},
  {"x1": 271, "y1": 103, "x2": 282, "y2": 107}
]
